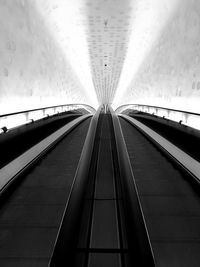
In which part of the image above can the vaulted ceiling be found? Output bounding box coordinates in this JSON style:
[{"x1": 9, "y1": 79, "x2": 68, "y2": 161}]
[{"x1": 0, "y1": 0, "x2": 200, "y2": 113}]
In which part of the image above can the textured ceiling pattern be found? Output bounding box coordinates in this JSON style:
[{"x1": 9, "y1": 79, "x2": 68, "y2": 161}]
[
  {"x1": 35, "y1": 0, "x2": 99, "y2": 107},
  {"x1": 114, "y1": 0, "x2": 200, "y2": 112},
  {"x1": 86, "y1": 0, "x2": 131, "y2": 104},
  {"x1": 0, "y1": 0, "x2": 95, "y2": 113},
  {"x1": 36, "y1": 0, "x2": 133, "y2": 105},
  {"x1": 1, "y1": 0, "x2": 200, "y2": 113}
]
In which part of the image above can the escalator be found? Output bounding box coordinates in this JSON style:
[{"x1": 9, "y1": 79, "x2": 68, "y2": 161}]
[
  {"x1": 0, "y1": 108, "x2": 200, "y2": 267},
  {"x1": 0, "y1": 118, "x2": 91, "y2": 267},
  {"x1": 120, "y1": 117, "x2": 200, "y2": 267},
  {"x1": 50, "y1": 110, "x2": 154, "y2": 267}
]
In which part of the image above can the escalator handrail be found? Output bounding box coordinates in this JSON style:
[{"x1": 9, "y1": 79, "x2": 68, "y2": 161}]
[
  {"x1": 0, "y1": 115, "x2": 91, "y2": 196},
  {"x1": 115, "y1": 103, "x2": 200, "y2": 117},
  {"x1": 110, "y1": 107, "x2": 155, "y2": 266},
  {"x1": 0, "y1": 103, "x2": 96, "y2": 118}
]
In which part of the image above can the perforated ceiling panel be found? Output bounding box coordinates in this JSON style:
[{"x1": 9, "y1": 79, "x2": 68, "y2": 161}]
[{"x1": 86, "y1": 0, "x2": 131, "y2": 104}]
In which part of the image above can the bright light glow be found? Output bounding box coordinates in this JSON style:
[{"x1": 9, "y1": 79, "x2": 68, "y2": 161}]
[
  {"x1": 120, "y1": 105, "x2": 200, "y2": 131},
  {"x1": 35, "y1": 0, "x2": 98, "y2": 108},
  {"x1": 113, "y1": 0, "x2": 180, "y2": 109},
  {"x1": 1, "y1": 0, "x2": 199, "y2": 114}
]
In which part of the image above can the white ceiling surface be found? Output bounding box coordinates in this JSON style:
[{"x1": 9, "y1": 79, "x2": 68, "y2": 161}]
[
  {"x1": 86, "y1": 0, "x2": 131, "y2": 104},
  {"x1": 0, "y1": 0, "x2": 200, "y2": 113},
  {"x1": 37, "y1": 0, "x2": 180, "y2": 107},
  {"x1": 0, "y1": 0, "x2": 98, "y2": 113},
  {"x1": 115, "y1": 0, "x2": 200, "y2": 112},
  {"x1": 35, "y1": 0, "x2": 133, "y2": 106}
]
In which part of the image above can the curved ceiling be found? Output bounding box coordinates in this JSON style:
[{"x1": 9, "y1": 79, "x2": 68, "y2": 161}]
[{"x1": 0, "y1": 0, "x2": 200, "y2": 113}]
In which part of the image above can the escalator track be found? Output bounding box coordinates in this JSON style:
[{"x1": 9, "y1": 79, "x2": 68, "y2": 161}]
[
  {"x1": 0, "y1": 118, "x2": 91, "y2": 267},
  {"x1": 120, "y1": 117, "x2": 200, "y2": 267}
]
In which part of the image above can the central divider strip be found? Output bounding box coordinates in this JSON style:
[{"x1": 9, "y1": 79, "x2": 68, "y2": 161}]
[{"x1": 110, "y1": 107, "x2": 155, "y2": 266}]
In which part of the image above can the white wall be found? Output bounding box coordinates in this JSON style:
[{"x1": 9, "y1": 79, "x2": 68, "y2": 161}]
[
  {"x1": 0, "y1": 0, "x2": 90, "y2": 114},
  {"x1": 114, "y1": 0, "x2": 200, "y2": 113}
]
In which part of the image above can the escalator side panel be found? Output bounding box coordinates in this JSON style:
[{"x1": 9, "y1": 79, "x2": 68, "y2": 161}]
[{"x1": 0, "y1": 119, "x2": 91, "y2": 267}]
